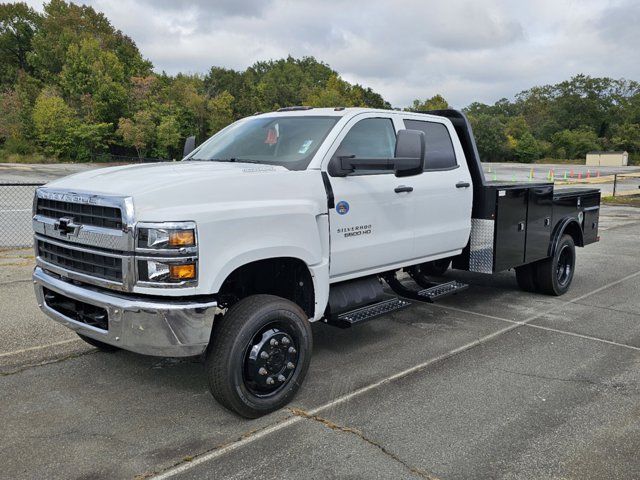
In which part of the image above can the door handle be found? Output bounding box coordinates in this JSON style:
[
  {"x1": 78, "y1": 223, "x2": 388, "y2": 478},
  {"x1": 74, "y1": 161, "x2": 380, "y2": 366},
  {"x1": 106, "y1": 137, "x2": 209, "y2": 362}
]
[
  {"x1": 394, "y1": 185, "x2": 413, "y2": 193},
  {"x1": 456, "y1": 181, "x2": 470, "y2": 188}
]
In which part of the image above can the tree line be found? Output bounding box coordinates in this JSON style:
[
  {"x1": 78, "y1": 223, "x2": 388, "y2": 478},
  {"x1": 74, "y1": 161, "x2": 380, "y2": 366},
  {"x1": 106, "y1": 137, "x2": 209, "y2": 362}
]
[{"x1": 0, "y1": 1, "x2": 638, "y2": 164}]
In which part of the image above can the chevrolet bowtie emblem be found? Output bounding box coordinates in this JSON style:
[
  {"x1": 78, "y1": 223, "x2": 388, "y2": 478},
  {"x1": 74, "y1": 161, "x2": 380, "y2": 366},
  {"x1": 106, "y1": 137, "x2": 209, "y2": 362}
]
[{"x1": 54, "y1": 217, "x2": 80, "y2": 237}]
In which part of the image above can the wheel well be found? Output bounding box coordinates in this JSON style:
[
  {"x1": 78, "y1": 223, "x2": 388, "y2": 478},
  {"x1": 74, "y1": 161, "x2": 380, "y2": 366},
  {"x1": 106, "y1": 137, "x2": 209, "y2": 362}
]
[
  {"x1": 217, "y1": 257, "x2": 315, "y2": 318},
  {"x1": 562, "y1": 220, "x2": 584, "y2": 247}
]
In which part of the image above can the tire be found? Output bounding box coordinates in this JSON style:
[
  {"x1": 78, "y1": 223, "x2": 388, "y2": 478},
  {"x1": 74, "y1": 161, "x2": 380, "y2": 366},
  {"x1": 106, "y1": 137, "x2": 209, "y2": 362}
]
[
  {"x1": 408, "y1": 258, "x2": 451, "y2": 288},
  {"x1": 535, "y1": 234, "x2": 576, "y2": 296},
  {"x1": 77, "y1": 333, "x2": 120, "y2": 352},
  {"x1": 205, "y1": 294, "x2": 313, "y2": 418},
  {"x1": 515, "y1": 263, "x2": 538, "y2": 292}
]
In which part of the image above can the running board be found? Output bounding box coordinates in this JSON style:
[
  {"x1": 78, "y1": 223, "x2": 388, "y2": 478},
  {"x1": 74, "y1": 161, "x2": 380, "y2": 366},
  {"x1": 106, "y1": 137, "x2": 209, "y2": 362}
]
[
  {"x1": 383, "y1": 273, "x2": 468, "y2": 303},
  {"x1": 325, "y1": 297, "x2": 412, "y2": 328}
]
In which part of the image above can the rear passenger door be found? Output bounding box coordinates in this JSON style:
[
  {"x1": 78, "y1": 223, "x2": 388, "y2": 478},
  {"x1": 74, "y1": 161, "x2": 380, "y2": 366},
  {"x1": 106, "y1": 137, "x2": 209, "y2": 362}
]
[{"x1": 404, "y1": 118, "x2": 473, "y2": 259}]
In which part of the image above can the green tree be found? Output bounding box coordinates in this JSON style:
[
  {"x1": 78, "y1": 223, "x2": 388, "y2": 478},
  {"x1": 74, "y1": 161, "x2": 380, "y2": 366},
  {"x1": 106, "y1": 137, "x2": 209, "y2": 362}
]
[
  {"x1": 512, "y1": 131, "x2": 541, "y2": 163},
  {"x1": 27, "y1": 0, "x2": 150, "y2": 81},
  {"x1": 0, "y1": 2, "x2": 41, "y2": 85},
  {"x1": 550, "y1": 128, "x2": 601, "y2": 159},
  {"x1": 207, "y1": 91, "x2": 234, "y2": 135},
  {"x1": 155, "y1": 115, "x2": 181, "y2": 158},
  {"x1": 410, "y1": 94, "x2": 449, "y2": 111},
  {"x1": 610, "y1": 123, "x2": 640, "y2": 153},
  {"x1": 304, "y1": 75, "x2": 366, "y2": 107},
  {"x1": 31, "y1": 87, "x2": 75, "y2": 157},
  {"x1": 117, "y1": 109, "x2": 155, "y2": 158},
  {"x1": 60, "y1": 36, "x2": 127, "y2": 123},
  {"x1": 67, "y1": 121, "x2": 111, "y2": 160},
  {"x1": 468, "y1": 114, "x2": 508, "y2": 162}
]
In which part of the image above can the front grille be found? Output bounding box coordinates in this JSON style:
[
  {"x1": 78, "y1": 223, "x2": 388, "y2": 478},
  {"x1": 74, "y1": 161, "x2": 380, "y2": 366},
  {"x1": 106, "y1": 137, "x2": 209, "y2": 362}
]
[
  {"x1": 38, "y1": 240, "x2": 123, "y2": 282},
  {"x1": 36, "y1": 198, "x2": 123, "y2": 229},
  {"x1": 43, "y1": 287, "x2": 109, "y2": 330}
]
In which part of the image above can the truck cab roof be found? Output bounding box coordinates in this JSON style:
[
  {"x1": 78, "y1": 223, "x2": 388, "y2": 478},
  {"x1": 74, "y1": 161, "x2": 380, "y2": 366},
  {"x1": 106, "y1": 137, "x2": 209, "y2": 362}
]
[{"x1": 254, "y1": 107, "x2": 450, "y2": 123}]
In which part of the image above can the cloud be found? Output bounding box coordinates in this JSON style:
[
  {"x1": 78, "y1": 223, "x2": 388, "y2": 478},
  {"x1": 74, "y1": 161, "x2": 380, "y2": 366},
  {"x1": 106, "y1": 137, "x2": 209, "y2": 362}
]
[{"x1": 18, "y1": 0, "x2": 640, "y2": 107}]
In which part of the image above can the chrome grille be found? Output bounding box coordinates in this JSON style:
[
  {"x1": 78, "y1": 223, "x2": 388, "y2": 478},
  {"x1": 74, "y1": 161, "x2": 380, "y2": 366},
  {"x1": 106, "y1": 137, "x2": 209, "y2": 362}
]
[
  {"x1": 37, "y1": 239, "x2": 123, "y2": 283},
  {"x1": 36, "y1": 198, "x2": 123, "y2": 229}
]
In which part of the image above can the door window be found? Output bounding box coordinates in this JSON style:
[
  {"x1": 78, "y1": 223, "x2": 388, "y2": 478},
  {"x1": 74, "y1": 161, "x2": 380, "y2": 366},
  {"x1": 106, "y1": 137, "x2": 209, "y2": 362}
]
[
  {"x1": 403, "y1": 120, "x2": 457, "y2": 170},
  {"x1": 336, "y1": 118, "x2": 396, "y2": 160}
]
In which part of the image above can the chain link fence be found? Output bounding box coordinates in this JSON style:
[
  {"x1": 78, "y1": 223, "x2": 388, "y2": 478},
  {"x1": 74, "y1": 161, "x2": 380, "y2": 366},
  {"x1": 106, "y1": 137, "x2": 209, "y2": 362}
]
[{"x1": 0, "y1": 183, "x2": 43, "y2": 249}]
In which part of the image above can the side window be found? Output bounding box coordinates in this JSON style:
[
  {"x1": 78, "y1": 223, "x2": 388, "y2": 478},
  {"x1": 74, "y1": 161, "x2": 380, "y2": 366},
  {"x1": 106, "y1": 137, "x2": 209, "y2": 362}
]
[
  {"x1": 404, "y1": 120, "x2": 457, "y2": 170},
  {"x1": 336, "y1": 118, "x2": 396, "y2": 159}
]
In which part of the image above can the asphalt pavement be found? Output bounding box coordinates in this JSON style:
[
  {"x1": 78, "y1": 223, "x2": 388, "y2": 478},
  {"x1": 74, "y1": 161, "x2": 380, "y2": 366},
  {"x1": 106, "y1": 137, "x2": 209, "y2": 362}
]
[{"x1": 1, "y1": 205, "x2": 640, "y2": 479}]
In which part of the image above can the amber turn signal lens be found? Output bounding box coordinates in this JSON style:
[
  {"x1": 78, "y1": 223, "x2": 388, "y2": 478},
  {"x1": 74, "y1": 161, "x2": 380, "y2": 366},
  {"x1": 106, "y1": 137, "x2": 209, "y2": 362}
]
[
  {"x1": 169, "y1": 229, "x2": 195, "y2": 247},
  {"x1": 169, "y1": 263, "x2": 196, "y2": 280}
]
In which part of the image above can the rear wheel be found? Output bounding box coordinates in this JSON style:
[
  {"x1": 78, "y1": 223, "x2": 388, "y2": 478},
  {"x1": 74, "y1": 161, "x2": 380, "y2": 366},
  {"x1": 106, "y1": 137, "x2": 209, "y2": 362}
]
[
  {"x1": 77, "y1": 333, "x2": 119, "y2": 352},
  {"x1": 535, "y1": 234, "x2": 576, "y2": 296},
  {"x1": 205, "y1": 294, "x2": 313, "y2": 418},
  {"x1": 408, "y1": 258, "x2": 451, "y2": 288}
]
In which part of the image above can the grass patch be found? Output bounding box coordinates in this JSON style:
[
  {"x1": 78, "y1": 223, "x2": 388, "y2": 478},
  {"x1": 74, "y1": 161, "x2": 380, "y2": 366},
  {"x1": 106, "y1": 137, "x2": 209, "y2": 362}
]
[
  {"x1": 532, "y1": 158, "x2": 584, "y2": 165},
  {"x1": 602, "y1": 194, "x2": 640, "y2": 207},
  {"x1": 0, "y1": 152, "x2": 58, "y2": 164}
]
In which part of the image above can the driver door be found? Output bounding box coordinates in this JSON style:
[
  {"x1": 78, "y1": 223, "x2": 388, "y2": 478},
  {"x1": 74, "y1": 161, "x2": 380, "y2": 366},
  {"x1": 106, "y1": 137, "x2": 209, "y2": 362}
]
[{"x1": 325, "y1": 115, "x2": 415, "y2": 280}]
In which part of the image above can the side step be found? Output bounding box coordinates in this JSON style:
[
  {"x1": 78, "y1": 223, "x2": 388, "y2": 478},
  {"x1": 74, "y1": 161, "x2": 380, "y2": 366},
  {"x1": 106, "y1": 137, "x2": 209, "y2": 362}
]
[
  {"x1": 383, "y1": 273, "x2": 468, "y2": 303},
  {"x1": 415, "y1": 280, "x2": 468, "y2": 301},
  {"x1": 325, "y1": 297, "x2": 412, "y2": 328}
]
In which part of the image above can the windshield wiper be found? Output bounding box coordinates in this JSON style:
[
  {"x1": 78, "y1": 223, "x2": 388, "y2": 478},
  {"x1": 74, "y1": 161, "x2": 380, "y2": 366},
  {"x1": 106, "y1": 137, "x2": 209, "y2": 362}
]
[{"x1": 207, "y1": 158, "x2": 264, "y2": 164}]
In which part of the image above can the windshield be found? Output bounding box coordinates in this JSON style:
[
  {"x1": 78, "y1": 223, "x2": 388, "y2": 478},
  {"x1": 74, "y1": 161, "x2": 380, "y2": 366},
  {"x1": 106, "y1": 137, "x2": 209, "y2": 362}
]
[{"x1": 188, "y1": 116, "x2": 341, "y2": 170}]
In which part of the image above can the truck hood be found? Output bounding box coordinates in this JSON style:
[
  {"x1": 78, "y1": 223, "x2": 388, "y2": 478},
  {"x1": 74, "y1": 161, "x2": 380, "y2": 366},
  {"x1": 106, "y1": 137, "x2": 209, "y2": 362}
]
[
  {"x1": 44, "y1": 160, "x2": 325, "y2": 222},
  {"x1": 46, "y1": 161, "x2": 290, "y2": 197}
]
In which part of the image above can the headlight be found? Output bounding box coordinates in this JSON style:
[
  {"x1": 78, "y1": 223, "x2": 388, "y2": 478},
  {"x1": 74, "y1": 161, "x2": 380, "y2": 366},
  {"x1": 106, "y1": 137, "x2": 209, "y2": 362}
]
[
  {"x1": 137, "y1": 259, "x2": 197, "y2": 283},
  {"x1": 135, "y1": 222, "x2": 198, "y2": 287},
  {"x1": 137, "y1": 225, "x2": 196, "y2": 250}
]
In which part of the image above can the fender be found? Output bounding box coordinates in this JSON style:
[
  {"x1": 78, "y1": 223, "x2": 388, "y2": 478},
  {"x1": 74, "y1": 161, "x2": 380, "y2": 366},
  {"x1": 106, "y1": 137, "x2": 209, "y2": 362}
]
[{"x1": 548, "y1": 216, "x2": 584, "y2": 257}]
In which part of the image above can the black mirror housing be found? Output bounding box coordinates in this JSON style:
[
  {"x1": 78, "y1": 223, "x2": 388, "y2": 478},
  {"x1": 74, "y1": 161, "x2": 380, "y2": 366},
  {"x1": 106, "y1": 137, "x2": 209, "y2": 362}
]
[
  {"x1": 327, "y1": 129, "x2": 425, "y2": 177},
  {"x1": 183, "y1": 135, "x2": 196, "y2": 157},
  {"x1": 393, "y1": 129, "x2": 425, "y2": 177}
]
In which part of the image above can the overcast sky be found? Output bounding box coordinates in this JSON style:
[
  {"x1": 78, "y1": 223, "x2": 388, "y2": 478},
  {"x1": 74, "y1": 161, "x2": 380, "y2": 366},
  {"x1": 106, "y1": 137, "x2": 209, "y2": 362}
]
[{"x1": 23, "y1": 0, "x2": 640, "y2": 108}]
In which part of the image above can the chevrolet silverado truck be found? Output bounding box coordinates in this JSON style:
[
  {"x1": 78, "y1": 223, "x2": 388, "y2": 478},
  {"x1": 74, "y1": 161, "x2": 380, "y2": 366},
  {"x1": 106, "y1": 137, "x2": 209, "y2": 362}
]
[{"x1": 32, "y1": 107, "x2": 600, "y2": 418}]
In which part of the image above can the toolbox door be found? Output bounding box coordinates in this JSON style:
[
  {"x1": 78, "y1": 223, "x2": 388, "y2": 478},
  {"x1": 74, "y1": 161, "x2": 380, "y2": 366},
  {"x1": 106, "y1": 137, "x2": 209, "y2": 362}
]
[
  {"x1": 525, "y1": 185, "x2": 553, "y2": 263},
  {"x1": 494, "y1": 188, "x2": 527, "y2": 272}
]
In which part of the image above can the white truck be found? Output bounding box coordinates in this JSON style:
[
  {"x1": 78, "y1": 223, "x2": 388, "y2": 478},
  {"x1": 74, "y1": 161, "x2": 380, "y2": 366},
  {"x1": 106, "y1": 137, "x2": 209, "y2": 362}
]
[{"x1": 32, "y1": 107, "x2": 600, "y2": 417}]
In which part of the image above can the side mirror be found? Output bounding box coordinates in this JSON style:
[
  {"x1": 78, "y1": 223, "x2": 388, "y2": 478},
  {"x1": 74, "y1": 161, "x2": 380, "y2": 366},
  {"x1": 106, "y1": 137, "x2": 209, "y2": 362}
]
[
  {"x1": 327, "y1": 129, "x2": 425, "y2": 177},
  {"x1": 183, "y1": 135, "x2": 196, "y2": 157},
  {"x1": 393, "y1": 129, "x2": 425, "y2": 177}
]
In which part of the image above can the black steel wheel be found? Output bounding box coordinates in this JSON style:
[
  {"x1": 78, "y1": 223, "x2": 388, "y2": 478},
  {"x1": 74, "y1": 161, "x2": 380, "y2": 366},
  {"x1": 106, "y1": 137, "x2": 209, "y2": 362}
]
[
  {"x1": 205, "y1": 294, "x2": 312, "y2": 418},
  {"x1": 408, "y1": 258, "x2": 451, "y2": 288},
  {"x1": 535, "y1": 234, "x2": 576, "y2": 296},
  {"x1": 77, "y1": 333, "x2": 119, "y2": 352}
]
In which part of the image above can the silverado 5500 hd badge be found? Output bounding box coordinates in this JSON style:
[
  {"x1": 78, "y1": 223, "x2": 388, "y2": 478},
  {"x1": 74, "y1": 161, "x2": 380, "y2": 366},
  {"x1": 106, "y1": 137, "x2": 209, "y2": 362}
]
[{"x1": 337, "y1": 224, "x2": 372, "y2": 238}]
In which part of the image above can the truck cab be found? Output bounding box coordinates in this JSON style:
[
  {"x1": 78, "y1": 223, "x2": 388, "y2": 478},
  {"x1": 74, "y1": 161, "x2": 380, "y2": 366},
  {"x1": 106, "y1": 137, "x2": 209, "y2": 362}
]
[{"x1": 32, "y1": 107, "x2": 600, "y2": 418}]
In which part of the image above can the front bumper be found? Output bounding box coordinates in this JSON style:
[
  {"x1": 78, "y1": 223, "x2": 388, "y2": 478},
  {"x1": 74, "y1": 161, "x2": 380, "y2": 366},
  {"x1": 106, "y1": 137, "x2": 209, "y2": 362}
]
[{"x1": 33, "y1": 267, "x2": 220, "y2": 357}]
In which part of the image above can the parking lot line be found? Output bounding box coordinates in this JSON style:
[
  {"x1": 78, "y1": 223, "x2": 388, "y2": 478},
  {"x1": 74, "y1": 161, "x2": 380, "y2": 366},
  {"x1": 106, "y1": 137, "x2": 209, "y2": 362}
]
[
  {"x1": 432, "y1": 269, "x2": 640, "y2": 351},
  {"x1": 152, "y1": 323, "x2": 518, "y2": 479},
  {"x1": 150, "y1": 268, "x2": 640, "y2": 479},
  {"x1": 0, "y1": 338, "x2": 80, "y2": 358}
]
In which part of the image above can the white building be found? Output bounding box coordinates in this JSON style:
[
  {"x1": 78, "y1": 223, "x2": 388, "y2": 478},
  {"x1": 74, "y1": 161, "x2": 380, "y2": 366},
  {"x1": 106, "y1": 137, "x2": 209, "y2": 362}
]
[{"x1": 585, "y1": 151, "x2": 629, "y2": 167}]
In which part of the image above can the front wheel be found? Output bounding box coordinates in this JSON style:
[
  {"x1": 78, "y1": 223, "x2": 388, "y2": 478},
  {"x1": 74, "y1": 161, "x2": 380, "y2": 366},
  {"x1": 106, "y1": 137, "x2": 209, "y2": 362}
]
[
  {"x1": 205, "y1": 294, "x2": 313, "y2": 418},
  {"x1": 408, "y1": 258, "x2": 451, "y2": 288},
  {"x1": 535, "y1": 234, "x2": 576, "y2": 296}
]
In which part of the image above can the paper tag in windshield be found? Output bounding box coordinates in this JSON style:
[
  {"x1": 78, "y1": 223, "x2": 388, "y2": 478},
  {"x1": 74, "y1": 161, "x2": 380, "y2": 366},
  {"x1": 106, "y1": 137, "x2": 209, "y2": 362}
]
[{"x1": 298, "y1": 140, "x2": 313, "y2": 154}]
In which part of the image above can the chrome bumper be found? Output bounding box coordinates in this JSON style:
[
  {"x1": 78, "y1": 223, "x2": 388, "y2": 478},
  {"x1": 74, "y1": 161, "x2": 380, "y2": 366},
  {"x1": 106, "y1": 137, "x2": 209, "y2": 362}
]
[{"x1": 33, "y1": 267, "x2": 220, "y2": 357}]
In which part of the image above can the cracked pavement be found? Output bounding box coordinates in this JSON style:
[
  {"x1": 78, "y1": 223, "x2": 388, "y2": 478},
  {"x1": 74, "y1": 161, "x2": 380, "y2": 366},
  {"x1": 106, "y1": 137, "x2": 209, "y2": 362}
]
[{"x1": 2, "y1": 204, "x2": 640, "y2": 479}]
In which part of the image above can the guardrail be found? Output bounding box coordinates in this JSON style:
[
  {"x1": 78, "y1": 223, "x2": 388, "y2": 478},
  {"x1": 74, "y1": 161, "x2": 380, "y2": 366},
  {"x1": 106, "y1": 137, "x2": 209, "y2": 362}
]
[{"x1": 0, "y1": 183, "x2": 43, "y2": 248}]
